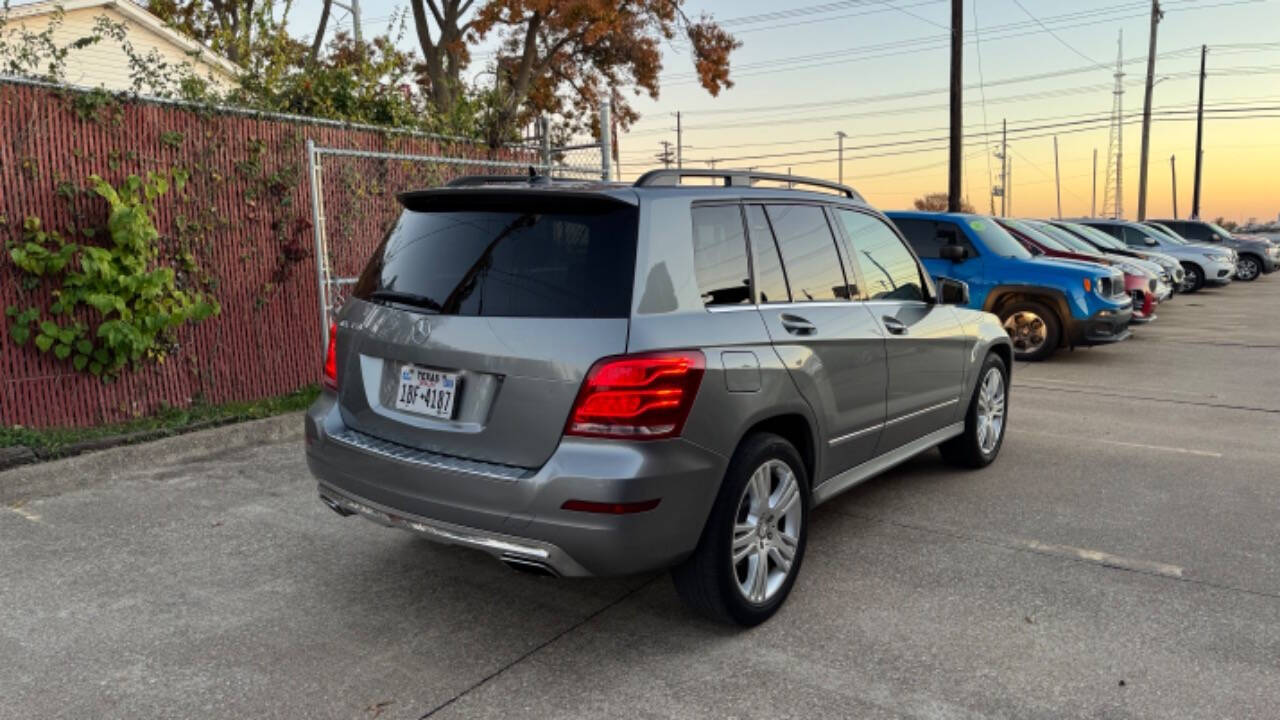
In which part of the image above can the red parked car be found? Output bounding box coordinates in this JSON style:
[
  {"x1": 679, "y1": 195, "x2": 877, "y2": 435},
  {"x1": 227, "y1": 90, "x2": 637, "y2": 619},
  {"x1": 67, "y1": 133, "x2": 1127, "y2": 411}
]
[{"x1": 996, "y1": 218, "x2": 1158, "y2": 322}]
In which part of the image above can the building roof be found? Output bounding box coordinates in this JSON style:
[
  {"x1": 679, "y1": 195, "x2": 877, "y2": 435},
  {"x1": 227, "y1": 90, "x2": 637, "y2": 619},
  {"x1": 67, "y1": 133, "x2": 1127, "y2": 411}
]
[{"x1": 6, "y1": 0, "x2": 241, "y2": 78}]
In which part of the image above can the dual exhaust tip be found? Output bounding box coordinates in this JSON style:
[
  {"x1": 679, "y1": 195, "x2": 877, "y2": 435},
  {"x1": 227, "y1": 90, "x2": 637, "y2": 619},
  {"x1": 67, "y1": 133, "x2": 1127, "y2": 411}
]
[{"x1": 322, "y1": 494, "x2": 559, "y2": 577}]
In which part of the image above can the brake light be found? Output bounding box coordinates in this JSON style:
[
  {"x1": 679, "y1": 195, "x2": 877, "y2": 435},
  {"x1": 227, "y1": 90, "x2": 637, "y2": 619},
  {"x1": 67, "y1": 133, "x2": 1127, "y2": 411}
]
[
  {"x1": 323, "y1": 322, "x2": 338, "y2": 390},
  {"x1": 565, "y1": 351, "x2": 705, "y2": 439}
]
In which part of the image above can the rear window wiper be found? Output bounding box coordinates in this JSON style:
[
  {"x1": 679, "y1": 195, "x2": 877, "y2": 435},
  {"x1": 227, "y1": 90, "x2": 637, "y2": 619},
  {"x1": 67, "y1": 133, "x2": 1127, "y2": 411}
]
[{"x1": 368, "y1": 289, "x2": 442, "y2": 313}]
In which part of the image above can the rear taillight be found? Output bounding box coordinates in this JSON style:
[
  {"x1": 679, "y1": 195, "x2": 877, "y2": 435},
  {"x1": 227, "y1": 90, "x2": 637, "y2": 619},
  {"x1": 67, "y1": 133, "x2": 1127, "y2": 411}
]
[
  {"x1": 565, "y1": 351, "x2": 705, "y2": 440},
  {"x1": 322, "y1": 322, "x2": 338, "y2": 391}
]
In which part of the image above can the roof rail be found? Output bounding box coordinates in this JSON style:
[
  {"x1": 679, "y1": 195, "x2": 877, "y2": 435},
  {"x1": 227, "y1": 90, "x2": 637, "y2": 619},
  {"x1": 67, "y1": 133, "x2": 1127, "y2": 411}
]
[{"x1": 632, "y1": 168, "x2": 861, "y2": 200}]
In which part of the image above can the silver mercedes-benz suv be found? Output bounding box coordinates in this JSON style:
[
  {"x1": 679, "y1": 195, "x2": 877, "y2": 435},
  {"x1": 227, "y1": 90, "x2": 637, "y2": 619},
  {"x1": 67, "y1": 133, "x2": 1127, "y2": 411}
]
[{"x1": 306, "y1": 169, "x2": 1013, "y2": 625}]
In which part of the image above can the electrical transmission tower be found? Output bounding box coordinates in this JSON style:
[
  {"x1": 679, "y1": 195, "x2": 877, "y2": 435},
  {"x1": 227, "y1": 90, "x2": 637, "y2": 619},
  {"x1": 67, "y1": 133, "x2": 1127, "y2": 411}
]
[
  {"x1": 655, "y1": 141, "x2": 675, "y2": 168},
  {"x1": 1102, "y1": 31, "x2": 1125, "y2": 219}
]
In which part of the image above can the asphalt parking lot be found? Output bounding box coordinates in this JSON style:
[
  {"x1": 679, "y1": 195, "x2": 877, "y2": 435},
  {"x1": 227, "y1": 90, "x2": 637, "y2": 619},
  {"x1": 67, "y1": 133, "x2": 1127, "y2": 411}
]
[{"x1": 3, "y1": 278, "x2": 1279, "y2": 719}]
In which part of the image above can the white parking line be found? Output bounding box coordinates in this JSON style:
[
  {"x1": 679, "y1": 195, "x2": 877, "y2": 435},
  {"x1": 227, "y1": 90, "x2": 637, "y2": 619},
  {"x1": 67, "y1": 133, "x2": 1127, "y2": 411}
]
[
  {"x1": 1016, "y1": 429, "x2": 1222, "y2": 458},
  {"x1": 1018, "y1": 538, "x2": 1185, "y2": 578},
  {"x1": 5, "y1": 505, "x2": 42, "y2": 523},
  {"x1": 1095, "y1": 438, "x2": 1223, "y2": 458}
]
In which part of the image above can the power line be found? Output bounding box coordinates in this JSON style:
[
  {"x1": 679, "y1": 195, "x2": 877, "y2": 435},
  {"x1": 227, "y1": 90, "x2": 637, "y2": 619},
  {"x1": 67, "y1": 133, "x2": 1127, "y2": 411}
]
[
  {"x1": 971, "y1": 0, "x2": 996, "y2": 214},
  {"x1": 676, "y1": 103, "x2": 1280, "y2": 165},
  {"x1": 660, "y1": 0, "x2": 1264, "y2": 85},
  {"x1": 1008, "y1": 0, "x2": 1110, "y2": 71},
  {"x1": 623, "y1": 41, "x2": 1280, "y2": 132}
]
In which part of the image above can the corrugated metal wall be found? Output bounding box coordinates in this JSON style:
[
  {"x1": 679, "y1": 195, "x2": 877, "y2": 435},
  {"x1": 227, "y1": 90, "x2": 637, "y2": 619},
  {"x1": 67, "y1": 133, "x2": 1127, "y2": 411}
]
[{"x1": 0, "y1": 80, "x2": 530, "y2": 427}]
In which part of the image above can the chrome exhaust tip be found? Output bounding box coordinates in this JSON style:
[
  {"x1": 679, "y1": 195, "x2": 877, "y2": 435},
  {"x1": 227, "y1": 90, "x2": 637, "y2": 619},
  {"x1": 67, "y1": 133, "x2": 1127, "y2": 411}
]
[
  {"x1": 501, "y1": 555, "x2": 560, "y2": 578},
  {"x1": 321, "y1": 495, "x2": 356, "y2": 517}
]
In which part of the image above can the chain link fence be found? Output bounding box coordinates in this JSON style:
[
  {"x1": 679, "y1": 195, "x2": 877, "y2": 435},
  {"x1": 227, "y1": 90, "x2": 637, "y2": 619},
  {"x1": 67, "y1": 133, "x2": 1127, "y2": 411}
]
[{"x1": 308, "y1": 117, "x2": 609, "y2": 351}]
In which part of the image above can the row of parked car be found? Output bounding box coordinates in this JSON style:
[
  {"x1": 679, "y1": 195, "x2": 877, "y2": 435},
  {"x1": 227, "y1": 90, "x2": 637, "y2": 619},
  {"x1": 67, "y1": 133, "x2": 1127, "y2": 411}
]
[
  {"x1": 886, "y1": 212, "x2": 1279, "y2": 360},
  {"x1": 307, "y1": 169, "x2": 1275, "y2": 626}
]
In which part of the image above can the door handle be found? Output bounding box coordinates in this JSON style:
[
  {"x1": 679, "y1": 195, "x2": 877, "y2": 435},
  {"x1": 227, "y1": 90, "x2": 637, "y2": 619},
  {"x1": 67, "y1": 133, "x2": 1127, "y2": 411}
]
[
  {"x1": 882, "y1": 316, "x2": 909, "y2": 336},
  {"x1": 780, "y1": 313, "x2": 817, "y2": 336}
]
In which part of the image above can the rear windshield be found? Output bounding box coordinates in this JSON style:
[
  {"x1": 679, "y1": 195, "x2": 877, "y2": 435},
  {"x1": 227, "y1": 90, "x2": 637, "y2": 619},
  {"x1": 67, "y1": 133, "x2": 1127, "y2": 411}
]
[{"x1": 353, "y1": 201, "x2": 638, "y2": 318}]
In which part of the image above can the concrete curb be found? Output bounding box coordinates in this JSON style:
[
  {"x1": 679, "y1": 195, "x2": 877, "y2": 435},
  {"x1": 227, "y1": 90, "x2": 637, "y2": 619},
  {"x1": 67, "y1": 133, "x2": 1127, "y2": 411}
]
[{"x1": 1, "y1": 412, "x2": 303, "y2": 505}]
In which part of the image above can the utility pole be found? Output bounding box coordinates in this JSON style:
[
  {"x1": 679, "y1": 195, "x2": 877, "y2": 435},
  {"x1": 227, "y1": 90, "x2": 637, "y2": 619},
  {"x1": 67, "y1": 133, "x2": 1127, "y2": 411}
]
[
  {"x1": 1054, "y1": 136, "x2": 1062, "y2": 219},
  {"x1": 656, "y1": 141, "x2": 674, "y2": 169},
  {"x1": 1192, "y1": 44, "x2": 1207, "y2": 219},
  {"x1": 947, "y1": 0, "x2": 963, "y2": 212},
  {"x1": 1171, "y1": 155, "x2": 1179, "y2": 218},
  {"x1": 999, "y1": 119, "x2": 1007, "y2": 217},
  {"x1": 1007, "y1": 157, "x2": 1013, "y2": 216},
  {"x1": 675, "y1": 112, "x2": 683, "y2": 169},
  {"x1": 1136, "y1": 0, "x2": 1163, "y2": 220},
  {"x1": 836, "y1": 131, "x2": 848, "y2": 185},
  {"x1": 333, "y1": 0, "x2": 362, "y2": 43},
  {"x1": 1091, "y1": 148, "x2": 1098, "y2": 217}
]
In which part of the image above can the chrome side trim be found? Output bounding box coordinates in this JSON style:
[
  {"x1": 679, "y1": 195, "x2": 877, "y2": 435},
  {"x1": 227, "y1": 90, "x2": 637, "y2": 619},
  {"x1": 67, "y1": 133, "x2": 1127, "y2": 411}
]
[
  {"x1": 884, "y1": 397, "x2": 960, "y2": 427},
  {"x1": 813, "y1": 422, "x2": 965, "y2": 505},
  {"x1": 827, "y1": 398, "x2": 960, "y2": 446},
  {"x1": 317, "y1": 483, "x2": 594, "y2": 577},
  {"x1": 328, "y1": 429, "x2": 533, "y2": 481},
  {"x1": 828, "y1": 423, "x2": 882, "y2": 446}
]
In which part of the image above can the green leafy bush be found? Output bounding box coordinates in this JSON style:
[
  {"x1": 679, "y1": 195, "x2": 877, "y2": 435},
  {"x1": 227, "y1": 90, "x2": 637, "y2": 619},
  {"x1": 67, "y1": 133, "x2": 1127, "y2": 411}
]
[{"x1": 6, "y1": 171, "x2": 219, "y2": 378}]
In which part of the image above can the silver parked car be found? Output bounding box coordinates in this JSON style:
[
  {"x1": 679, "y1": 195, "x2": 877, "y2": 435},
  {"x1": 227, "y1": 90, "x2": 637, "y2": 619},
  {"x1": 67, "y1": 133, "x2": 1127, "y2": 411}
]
[{"x1": 306, "y1": 169, "x2": 1013, "y2": 625}]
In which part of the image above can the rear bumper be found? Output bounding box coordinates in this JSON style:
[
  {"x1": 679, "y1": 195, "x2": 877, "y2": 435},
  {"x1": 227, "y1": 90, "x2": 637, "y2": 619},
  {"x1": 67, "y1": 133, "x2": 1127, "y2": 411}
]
[
  {"x1": 304, "y1": 394, "x2": 726, "y2": 577},
  {"x1": 1067, "y1": 306, "x2": 1133, "y2": 346}
]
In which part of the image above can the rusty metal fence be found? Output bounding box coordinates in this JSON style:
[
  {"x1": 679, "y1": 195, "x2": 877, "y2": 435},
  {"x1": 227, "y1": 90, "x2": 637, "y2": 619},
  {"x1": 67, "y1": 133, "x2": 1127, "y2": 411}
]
[{"x1": 0, "y1": 76, "x2": 604, "y2": 428}]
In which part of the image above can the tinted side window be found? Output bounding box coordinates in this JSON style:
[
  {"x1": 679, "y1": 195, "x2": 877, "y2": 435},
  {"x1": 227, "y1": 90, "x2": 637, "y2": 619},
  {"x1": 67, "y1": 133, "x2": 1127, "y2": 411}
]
[
  {"x1": 1093, "y1": 223, "x2": 1124, "y2": 240},
  {"x1": 1122, "y1": 226, "x2": 1152, "y2": 246},
  {"x1": 744, "y1": 205, "x2": 790, "y2": 303},
  {"x1": 765, "y1": 205, "x2": 849, "y2": 302},
  {"x1": 838, "y1": 210, "x2": 925, "y2": 302},
  {"x1": 1181, "y1": 223, "x2": 1211, "y2": 241},
  {"x1": 935, "y1": 222, "x2": 979, "y2": 257},
  {"x1": 893, "y1": 218, "x2": 976, "y2": 258},
  {"x1": 893, "y1": 218, "x2": 941, "y2": 258},
  {"x1": 690, "y1": 205, "x2": 751, "y2": 307}
]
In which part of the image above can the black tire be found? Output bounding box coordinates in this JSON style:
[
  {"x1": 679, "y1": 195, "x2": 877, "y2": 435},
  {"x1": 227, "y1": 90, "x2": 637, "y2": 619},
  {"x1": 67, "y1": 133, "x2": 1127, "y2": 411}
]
[
  {"x1": 940, "y1": 352, "x2": 1009, "y2": 468},
  {"x1": 671, "y1": 432, "x2": 810, "y2": 627},
  {"x1": 1180, "y1": 262, "x2": 1204, "y2": 293},
  {"x1": 1236, "y1": 254, "x2": 1262, "y2": 282},
  {"x1": 997, "y1": 300, "x2": 1060, "y2": 362}
]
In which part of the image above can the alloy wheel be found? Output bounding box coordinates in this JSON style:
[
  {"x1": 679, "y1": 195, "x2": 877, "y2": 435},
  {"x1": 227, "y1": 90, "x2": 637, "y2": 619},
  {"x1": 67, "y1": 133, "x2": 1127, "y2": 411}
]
[
  {"x1": 731, "y1": 459, "x2": 802, "y2": 605},
  {"x1": 1002, "y1": 311, "x2": 1048, "y2": 354},
  {"x1": 1236, "y1": 256, "x2": 1260, "y2": 281},
  {"x1": 1180, "y1": 267, "x2": 1201, "y2": 292},
  {"x1": 976, "y1": 367, "x2": 1006, "y2": 455}
]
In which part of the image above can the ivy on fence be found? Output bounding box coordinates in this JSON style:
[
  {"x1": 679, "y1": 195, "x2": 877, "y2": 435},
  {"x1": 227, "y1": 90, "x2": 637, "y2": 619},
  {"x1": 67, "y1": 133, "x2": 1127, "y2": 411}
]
[{"x1": 6, "y1": 171, "x2": 220, "y2": 378}]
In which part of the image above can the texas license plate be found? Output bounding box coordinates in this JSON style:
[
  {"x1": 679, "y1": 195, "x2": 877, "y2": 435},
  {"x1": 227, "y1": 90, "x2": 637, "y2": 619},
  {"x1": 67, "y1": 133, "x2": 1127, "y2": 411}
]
[{"x1": 394, "y1": 364, "x2": 460, "y2": 419}]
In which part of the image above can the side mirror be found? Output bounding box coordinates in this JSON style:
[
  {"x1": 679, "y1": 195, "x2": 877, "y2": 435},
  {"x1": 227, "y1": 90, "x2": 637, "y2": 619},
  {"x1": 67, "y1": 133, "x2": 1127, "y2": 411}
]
[
  {"x1": 1145, "y1": 238, "x2": 1158, "y2": 246},
  {"x1": 939, "y1": 244, "x2": 969, "y2": 262},
  {"x1": 935, "y1": 276, "x2": 969, "y2": 305}
]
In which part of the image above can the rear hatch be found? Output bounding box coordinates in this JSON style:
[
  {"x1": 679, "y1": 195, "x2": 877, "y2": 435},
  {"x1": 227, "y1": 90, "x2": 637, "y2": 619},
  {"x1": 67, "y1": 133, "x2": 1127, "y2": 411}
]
[{"x1": 335, "y1": 188, "x2": 639, "y2": 468}]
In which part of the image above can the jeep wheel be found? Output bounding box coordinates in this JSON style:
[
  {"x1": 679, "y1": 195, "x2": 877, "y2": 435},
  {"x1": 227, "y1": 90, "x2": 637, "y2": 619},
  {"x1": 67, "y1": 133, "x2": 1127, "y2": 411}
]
[
  {"x1": 999, "y1": 301, "x2": 1060, "y2": 361},
  {"x1": 1236, "y1": 255, "x2": 1261, "y2": 282},
  {"x1": 1180, "y1": 263, "x2": 1204, "y2": 293},
  {"x1": 940, "y1": 352, "x2": 1009, "y2": 468},
  {"x1": 671, "y1": 433, "x2": 809, "y2": 626}
]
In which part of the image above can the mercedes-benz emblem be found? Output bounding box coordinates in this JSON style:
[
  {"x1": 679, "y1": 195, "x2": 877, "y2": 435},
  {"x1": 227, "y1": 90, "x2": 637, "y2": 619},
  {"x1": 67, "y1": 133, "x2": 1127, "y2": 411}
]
[{"x1": 408, "y1": 317, "x2": 431, "y2": 344}]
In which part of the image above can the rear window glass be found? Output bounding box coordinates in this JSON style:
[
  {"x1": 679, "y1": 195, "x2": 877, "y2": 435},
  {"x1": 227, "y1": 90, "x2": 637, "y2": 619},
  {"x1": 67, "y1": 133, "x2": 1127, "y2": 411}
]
[
  {"x1": 765, "y1": 205, "x2": 849, "y2": 302},
  {"x1": 691, "y1": 205, "x2": 751, "y2": 306},
  {"x1": 353, "y1": 203, "x2": 638, "y2": 318}
]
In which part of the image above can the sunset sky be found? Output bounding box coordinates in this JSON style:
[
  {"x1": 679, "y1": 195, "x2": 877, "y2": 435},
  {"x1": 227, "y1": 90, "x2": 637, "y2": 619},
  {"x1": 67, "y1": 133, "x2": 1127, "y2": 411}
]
[{"x1": 292, "y1": 0, "x2": 1280, "y2": 223}]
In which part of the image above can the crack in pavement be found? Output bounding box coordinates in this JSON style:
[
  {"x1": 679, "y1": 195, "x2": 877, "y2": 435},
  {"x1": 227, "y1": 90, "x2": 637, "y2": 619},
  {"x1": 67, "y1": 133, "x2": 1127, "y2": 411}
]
[
  {"x1": 833, "y1": 509, "x2": 1280, "y2": 603},
  {"x1": 418, "y1": 575, "x2": 660, "y2": 718}
]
